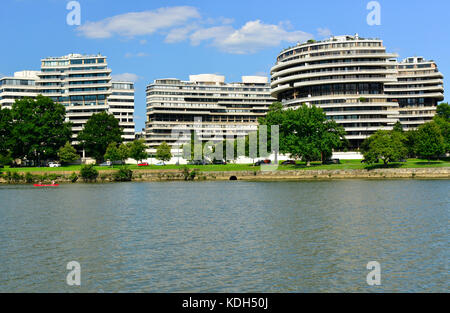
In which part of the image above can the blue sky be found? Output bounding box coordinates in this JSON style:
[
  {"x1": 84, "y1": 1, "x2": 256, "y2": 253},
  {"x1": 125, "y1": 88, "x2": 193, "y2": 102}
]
[{"x1": 1, "y1": 0, "x2": 448, "y2": 130}]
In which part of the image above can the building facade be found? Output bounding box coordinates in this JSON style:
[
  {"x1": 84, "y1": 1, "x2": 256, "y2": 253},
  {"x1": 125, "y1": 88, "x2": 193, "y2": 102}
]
[
  {"x1": 385, "y1": 57, "x2": 444, "y2": 130},
  {"x1": 37, "y1": 54, "x2": 135, "y2": 143},
  {"x1": 109, "y1": 82, "x2": 136, "y2": 142},
  {"x1": 145, "y1": 74, "x2": 275, "y2": 152},
  {"x1": 0, "y1": 71, "x2": 39, "y2": 109},
  {"x1": 271, "y1": 34, "x2": 444, "y2": 148}
]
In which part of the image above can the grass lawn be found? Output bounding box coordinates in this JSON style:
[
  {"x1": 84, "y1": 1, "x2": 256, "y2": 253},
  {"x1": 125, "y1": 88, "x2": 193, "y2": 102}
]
[{"x1": 2, "y1": 158, "x2": 449, "y2": 173}]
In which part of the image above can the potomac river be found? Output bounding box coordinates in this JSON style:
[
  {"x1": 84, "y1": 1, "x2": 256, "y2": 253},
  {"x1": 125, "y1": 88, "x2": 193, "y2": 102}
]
[{"x1": 0, "y1": 180, "x2": 448, "y2": 292}]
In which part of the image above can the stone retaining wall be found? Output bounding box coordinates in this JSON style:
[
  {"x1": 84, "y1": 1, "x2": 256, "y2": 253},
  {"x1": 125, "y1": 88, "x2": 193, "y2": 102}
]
[{"x1": 2, "y1": 167, "x2": 448, "y2": 184}]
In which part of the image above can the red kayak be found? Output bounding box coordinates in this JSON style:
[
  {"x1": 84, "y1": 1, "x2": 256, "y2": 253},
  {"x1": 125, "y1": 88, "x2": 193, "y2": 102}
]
[{"x1": 34, "y1": 184, "x2": 59, "y2": 187}]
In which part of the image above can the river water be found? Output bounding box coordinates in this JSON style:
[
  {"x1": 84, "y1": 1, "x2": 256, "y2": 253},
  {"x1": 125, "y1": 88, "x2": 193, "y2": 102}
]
[{"x1": 0, "y1": 180, "x2": 448, "y2": 292}]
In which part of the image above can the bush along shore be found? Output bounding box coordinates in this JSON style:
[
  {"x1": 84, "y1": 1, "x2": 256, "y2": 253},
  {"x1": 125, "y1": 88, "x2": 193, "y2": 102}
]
[{"x1": 0, "y1": 165, "x2": 449, "y2": 184}]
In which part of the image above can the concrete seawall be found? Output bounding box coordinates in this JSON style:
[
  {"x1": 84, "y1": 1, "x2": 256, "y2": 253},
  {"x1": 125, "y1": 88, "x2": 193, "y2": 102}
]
[
  {"x1": 134, "y1": 167, "x2": 450, "y2": 181},
  {"x1": 1, "y1": 167, "x2": 449, "y2": 184}
]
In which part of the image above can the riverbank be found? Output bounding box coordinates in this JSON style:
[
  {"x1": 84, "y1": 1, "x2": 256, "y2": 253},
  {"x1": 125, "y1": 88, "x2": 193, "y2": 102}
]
[{"x1": 1, "y1": 166, "x2": 449, "y2": 184}]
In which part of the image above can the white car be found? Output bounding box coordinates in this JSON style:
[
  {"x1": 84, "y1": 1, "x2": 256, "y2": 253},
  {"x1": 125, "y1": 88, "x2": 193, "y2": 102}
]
[
  {"x1": 48, "y1": 162, "x2": 61, "y2": 168},
  {"x1": 155, "y1": 162, "x2": 166, "y2": 166}
]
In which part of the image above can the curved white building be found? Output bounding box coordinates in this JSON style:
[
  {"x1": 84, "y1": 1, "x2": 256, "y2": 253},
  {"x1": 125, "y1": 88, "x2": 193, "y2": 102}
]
[
  {"x1": 271, "y1": 34, "x2": 444, "y2": 148},
  {"x1": 271, "y1": 35, "x2": 400, "y2": 148}
]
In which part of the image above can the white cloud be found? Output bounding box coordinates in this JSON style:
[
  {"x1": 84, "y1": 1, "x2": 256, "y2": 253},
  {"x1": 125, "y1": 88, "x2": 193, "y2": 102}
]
[
  {"x1": 317, "y1": 27, "x2": 332, "y2": 38},
  {"x1": 75, "y1": 6, "x2": 313, "y2": 55},
  {"x1": 77, "y1": 6, "x2": 200, "y2": 39},
  {"x1": 112, "y1": 73, "x2": 140, "y2": 82},
  {"x1": 189, "y1": 20, "x2": 313, "y2": 54},
  {"x1": 165, "y1": 24, "x2": 199, "y2": 43}
]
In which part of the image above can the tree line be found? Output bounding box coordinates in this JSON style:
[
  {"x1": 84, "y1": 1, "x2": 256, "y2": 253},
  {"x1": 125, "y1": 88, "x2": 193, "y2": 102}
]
[
  {"x1": 361, "y1": 103, "x2": 449, "y2": 165},
  {"x1": 0, "y1": 96, "x2": 147, "y2": 166},
  {"x1": 181, "y1": 102, "x2": 347, "y2": 165},
  {"x1": 180, "y1": 101, "x2": 449, "y2": 166}
]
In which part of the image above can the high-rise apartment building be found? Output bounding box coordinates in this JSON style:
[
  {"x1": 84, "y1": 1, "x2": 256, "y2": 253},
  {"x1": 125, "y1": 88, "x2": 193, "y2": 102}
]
[
  {"x1": 37, "y1": 54, "x2": 135, "y2": 143},
  {"x1": 0, "y1": 71, "x2": 39, "y2": 109},
  {"x1": 271, "y1": 34, "x2": 444, "y2": 148},
  {"x1": 385, "y1": 57, "x2": 444, "y2": 130},
  {"x1": 145, "y1": 74, "x2": 275, "y2": 152},
  {"x1": 109, "y1": 82, "x2": 136, "y2": 142}
]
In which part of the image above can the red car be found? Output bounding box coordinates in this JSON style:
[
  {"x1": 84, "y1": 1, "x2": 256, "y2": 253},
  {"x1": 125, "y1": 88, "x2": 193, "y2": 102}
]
[{"x1": 138, "y1": 162, "x2": 149, "y2": 167}]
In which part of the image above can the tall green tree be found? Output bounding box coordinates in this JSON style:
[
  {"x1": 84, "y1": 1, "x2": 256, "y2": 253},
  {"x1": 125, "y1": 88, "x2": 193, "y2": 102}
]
[
  {"x1": 127, "y1": 139, "x2": 148, "y2": 163},
  {"x1": 10, "y1": 96, "x2": 72, "y2": 165},
  {"x1": 58, "y1": 142, "x2": 80, "y2": 164},
  {"x1": 0, "y1": 108, "x2": 13, "y2": 157},
  {"x1": 433, "y1": 116, "x2": 449, "y2": 153},
  {"x1": 415, "y1": 122, "x2": 445, "y2": 161},
  {"x1": 404, "y1": 129, "x2": 418, "y2": 158},
  {"x1": 77, "y1": 112, "x2": 123, "y2": 163},
  {"x1": 104, "y1": 142, "x2": 129, "y2": 164},
  {"x1": 104, "y1": 142, "x2": 120, "y2": 165},
  {"x1": 281, "y1": 104, "x2": 346, "y2": 165},
  {"x1": 258, "y1": 102, "x2": 284, "y2": 163},
  {"x1": 436, "y1": 102, "x2": 449, "y2": 120},
  {"x1": 118, "y1": 143, "x2": 129, "y2": 163},
  {"x1": 156, "y1": 142, "x2": 172, "y2": 162},
  {"x1": 361, "y1": 130, "x2": 408, "y2": 166},
  {"x1": 433, "y1": 102, "x2": 449, "y2": 153}
]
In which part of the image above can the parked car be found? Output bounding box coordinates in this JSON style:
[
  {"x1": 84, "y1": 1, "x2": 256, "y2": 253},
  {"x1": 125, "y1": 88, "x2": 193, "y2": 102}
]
[
  {"x1": 188, "y1": 160, "x2": 211, "y2": 165},
  {"x1": 138, "y1": 162, "x2": 149, "y2": 167},
  {"x1": 99, "y1": 161, "x2": 112, "y2": 167},
  {"x1": 48, "y1": 162, "x2": 61, "y2": 168},
  {"x1": 155, "y1": 161, "x2": 166, "y2": 166},
  {"x1": 254, "y1": 159, "x2": 272, "y2": 166},
  {"x1": 212, "y1": 160, "x2": 227, "y2": 165},
  {"x1": 281, "y1": 160, "x2": 296, "y2": 165},
  {"x1": 324, "y1": 159, "x2": 341, "y2": 165}
]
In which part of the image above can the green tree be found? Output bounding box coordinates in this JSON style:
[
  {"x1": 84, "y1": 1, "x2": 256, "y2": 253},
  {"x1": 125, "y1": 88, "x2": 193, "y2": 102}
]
[
  {"x1": 436, "y1": 102, "x2": 450, "y2": 120},
  {"x1": 58, "y1": 142, "x2": 80, "y2": 164},
  {"x1": 77, "y1": 112, "x2": 123, "y2": 163},
  {"x1": 155, "y1": 141, "x2": 172, "y2": 162},
  {"x1": 0, "y1": 108, "x2": 13, "y2": 165},
  {"x1": 127, "y1": 139, "x2": 148, "y2": 163},
  {"x1": 404, "y1": 130, "x2": 418, "y2": 158},
  {"x1": 118, "y1": 143, "x2": 129, "y2": 163},
  {"x1": 415, "y1": 122, "x2": 445, "y2": 161},
  {"x1": 361, "y1": 130, "x2": 408, "y2": 166},
  {"x1": 433, "y1": 103, "x2": 449, "y2": 153},
  {"x1": 258, "y1": 102, "x2": 284, "y2": 163},
  {"x1": 392, "y1": 121, "x2": 404, "y2": 133},
  {"x1": 433, "y1": 116, "x2": 449, "y2": 153},
  {"x1": 0, "y1": 108, "x2": 13, "y2": 155},
  {"x1": 281, "y1": 104, "x2": 346, "y2": 166},
  {"x1": 10, "y1": 96, "x2": 72, "y2": 165},
  {"x1": 104, "y1": 142, "x2": 119, "y2": 164}
]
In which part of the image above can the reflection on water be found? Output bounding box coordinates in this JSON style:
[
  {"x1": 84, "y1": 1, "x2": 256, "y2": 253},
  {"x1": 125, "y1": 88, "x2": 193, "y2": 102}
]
[{"x1": 0, "y1": 180, "x2": 448, "y2": 292}]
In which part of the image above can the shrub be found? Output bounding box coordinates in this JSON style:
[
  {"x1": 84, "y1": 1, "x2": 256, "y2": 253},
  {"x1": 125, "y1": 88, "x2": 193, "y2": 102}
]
[
  {"x1": 80, "y1": 164, "x2": 99, "y2": 182},
  {"x1": 69, "y1": 172, "x2": 78, "y2": 183},
  {"x1": 25, "y1": 172, "x2": 34, "y2": 183},
  {"x1": 181, "y1": 166, "x2": 197, "y2": 181},
  {"x1": 113, "y1": 167, "x2": 133, "y2": 182},
  {"x1": 12, "y1": 172, "x2": 23, "y2": 183}
]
